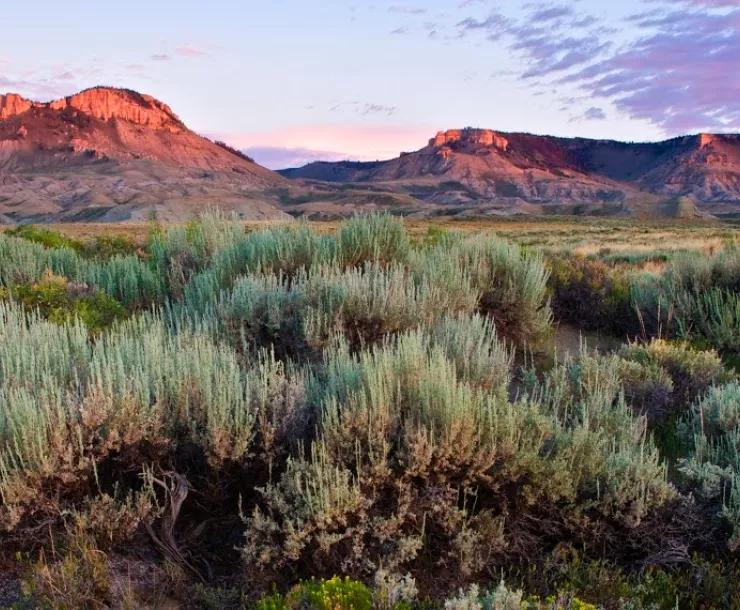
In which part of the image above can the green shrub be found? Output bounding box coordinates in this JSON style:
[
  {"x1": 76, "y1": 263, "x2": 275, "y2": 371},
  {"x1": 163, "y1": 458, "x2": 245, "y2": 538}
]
[
  {"x1": 244, "y1": 338, "x2": 671, "y2": 580},
  {"x1": 297, "y1": 577, "x2": 373, "y2": 610},
  {"x1": 3, "y1": 225, "x2": 84, "y2": 252},
  {"x1": 19, "y1": 532, "x2": 113, "y2": 609},
  {"x1": 335, "y1": 214, "x2": 410, "y2": 267},
  {"x1": 444, "y1": 582, "x2": 525, "y2": 610},
  {"x1": 2, "y1": 226, "x2": 138, "y2": 261},
  {"x1": 9, "y1": 214, "x2": 739, "y2": 606},
  {"x1": 0, "y1": 232, "x2": 86, "y2": 287},
  {"x1": 2, "y1": 271, "x2": 127, "y2": 333},
  {"x1": 548, "y1": 254, "x2": 637, "y2": 336},
  {"x1": 151, "y1": 212, "x2": 409, "y2": 300},
  {"x1": 82, "y1": 234, "x2": 138, "y2": 260},
  {"x1": 257, "y1": 577, "x2": 374, "y2": 610},
  {"x1": 208, "y1": 262, "x2": 479, "y2": 357},
  {"x1": 675, "y1": 287, "x2": 740, "y2": 355},
  {"x1": 0, "y1": 232, "x2": 162, "y2": 309},
  {"x1": 615, "y1": 358, "x2": 674, "y2": 422},
  {"x1": 618, "y1": 339, "x2": 730, "y2": 419},
  {"x1": 0, "y1": 305, "x2": 303, "y2": 525},
  {"x1": 454, "y1": 236, "x2": 552, "y2": 348},
  {"x1": 680, "y1": 381, "x2": 740, "y2": 548},
  {"x1": 85, "y1": 255, "x2": 165, "y2": 308},
  {"x1": 631, "y1": 245, "x2": 740, "y2": 357}
]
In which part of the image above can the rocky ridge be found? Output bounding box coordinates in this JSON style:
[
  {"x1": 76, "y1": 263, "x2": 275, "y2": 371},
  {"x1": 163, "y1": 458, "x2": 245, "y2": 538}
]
[
  {"x1": 280, "y1": 128, "x2": 740, "y2": 215},
  {"x1": 0, "y1": 88, "x2": 184, "y2": 131}
]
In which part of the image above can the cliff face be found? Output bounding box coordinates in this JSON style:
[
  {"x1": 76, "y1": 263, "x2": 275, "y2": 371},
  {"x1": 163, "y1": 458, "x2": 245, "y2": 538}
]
[
  {"x1": 0, "y1": 88, "x2": 184, "y2": 131},
  {"x1": 429, "y1": 129, "x2": 509, "y2": 152},
  {"x1": 0, "y1": 93, "x2": 33, "y2": 120},
  {"x1": 0, "y1": 86, "x2": 280, "y2": 173},
  {"x1": 52, "y1": 89, "x2": 184, "y2": 132},
  {"x1": 698, "y1": 134, "x2": 718, "y2": 149}
]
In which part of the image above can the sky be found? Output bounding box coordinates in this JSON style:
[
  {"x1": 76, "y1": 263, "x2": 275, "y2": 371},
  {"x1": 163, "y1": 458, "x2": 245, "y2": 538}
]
[{"x1": 1, "y1": 0, "x2": 739, "y2": 168}]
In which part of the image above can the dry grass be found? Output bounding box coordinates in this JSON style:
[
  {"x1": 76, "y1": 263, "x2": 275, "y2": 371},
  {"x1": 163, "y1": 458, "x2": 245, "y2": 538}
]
[{"x1": 4, "y1": 216, "x2": 734, "y2": 254}]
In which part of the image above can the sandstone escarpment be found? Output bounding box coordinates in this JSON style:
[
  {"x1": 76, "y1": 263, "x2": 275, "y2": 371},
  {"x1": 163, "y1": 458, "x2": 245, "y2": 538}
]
[
  {"x1": 698, "y1": 133, "x2": 718, "y2": 149},
  {"x1": 52, "y1": 88, "x2": 184, "y2": 132},
  {"x1": 0, "y1": 88, "x2": 184, "y2": 131},
  {"x1": 429, "y1": 129, "x2": 509, "y2": 152},
  {"x1": 0, "y1": 94, "x2": 33, "y2": 120},
  {"x1": 0, "y1": 86, "x2": 283, "y2": 173}
]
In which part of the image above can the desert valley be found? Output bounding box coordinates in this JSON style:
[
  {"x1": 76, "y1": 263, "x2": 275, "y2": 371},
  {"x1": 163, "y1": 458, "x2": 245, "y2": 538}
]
[{"x1": 4, "y1": 0, "x2": 740, "y2": 606}]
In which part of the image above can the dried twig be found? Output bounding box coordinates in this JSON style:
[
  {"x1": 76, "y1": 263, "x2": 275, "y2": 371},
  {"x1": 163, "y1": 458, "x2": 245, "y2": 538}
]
[{"x1": 145, "y1": 471, "x2": 204, "y2": 582}]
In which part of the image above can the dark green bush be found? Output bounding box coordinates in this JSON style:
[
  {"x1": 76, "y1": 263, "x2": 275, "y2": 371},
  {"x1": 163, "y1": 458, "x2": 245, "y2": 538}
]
[
  {"x1": 3, "y1": 225, "x2": 84, "y2": 252},
  {"x1": 81, "y1": 234, "x2": 138, "y2": 260},
  {"x1": 620, "y1": 339, "x2": 730, "y2": 409},
  {"x1": 548, "y1": 254, "x2": 637, "y2": 336},
  {"x1": 3, "y1": 271, "x2": 127, "y2": 332}
]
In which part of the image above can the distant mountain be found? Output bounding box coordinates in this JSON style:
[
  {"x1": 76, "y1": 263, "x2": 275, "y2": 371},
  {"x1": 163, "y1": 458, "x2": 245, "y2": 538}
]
[
  {"x1": 4, "y1": 94, "x2": 739, "y2": 223},
  {"x1": 279, "y1": 128, "x2": 740, "y2": 217},
  {"x1": 0, "y1": 88, "x2": 289, "y2": 223}
]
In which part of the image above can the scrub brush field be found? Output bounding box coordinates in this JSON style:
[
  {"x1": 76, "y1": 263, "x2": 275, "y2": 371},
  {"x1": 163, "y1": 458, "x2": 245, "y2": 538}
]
[{"x1": 2, "y1": 214, "x2": 740, "y2": 609}]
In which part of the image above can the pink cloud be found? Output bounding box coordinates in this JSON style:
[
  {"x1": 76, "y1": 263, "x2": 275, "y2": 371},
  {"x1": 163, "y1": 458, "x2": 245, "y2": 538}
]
[
  {"x1": 206, "y1": 125, "x2": 434, "y2": 162},
  {"x1": 241, "y1": 146, "x2": 353, "y2": 170},
  {"x1": 175, "y1": 46, "x2": 207, "y2": 58}
]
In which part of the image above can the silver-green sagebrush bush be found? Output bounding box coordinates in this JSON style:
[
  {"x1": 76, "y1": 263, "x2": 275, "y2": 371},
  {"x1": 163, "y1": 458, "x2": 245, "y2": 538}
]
[
  {"x1": 680, "y1": 381, "x2": 740, "y2": 549},
  {"x1": 243, "y1": 334, "x2": 672, "y2": 577},
  {"x1": 446, "y1": 235, "x2": 552, "y2": 348},
  {"x1": 630, "y1": 244, "x2": 740, "y2": 357},
  {"x1": 161, "y1": 212, "x2": 552, "y2": 350},
  {"x1": 0, "y1": 303, "x2": 305, "y2": 526}
]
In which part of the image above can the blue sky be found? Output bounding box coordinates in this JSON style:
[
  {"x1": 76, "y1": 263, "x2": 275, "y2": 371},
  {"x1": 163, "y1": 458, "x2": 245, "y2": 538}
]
[{"x1": 2, "y1": 0, "x2": 739, "y2": 168}]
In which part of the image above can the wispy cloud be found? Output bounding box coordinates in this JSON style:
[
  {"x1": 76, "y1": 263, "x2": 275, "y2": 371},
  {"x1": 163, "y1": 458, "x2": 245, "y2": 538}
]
[
  {"x1": 682, "y1": 0, "x2": 740, "y2": 5},
  {"x1": 150, "y1": 54, "x2": 172, "y2": 62},
  {"x1": 362, "y1": 103, "x2": 397, "y2": 116},
  {"x1": 0, "y1": 71, "x2": 80, "y2": 100},
  {"x1": 529, "y1": 5, "x2": 574, "y2": 22},
  {"x1": 326, "y1": 101, "x2": 398, "y2": 117},
  {"x1": 206, "y1": 125, "x2": 433, "y2": 163},
  {"x1": 454, "y1": 0, "x2": 740, "y2": 134},
  {"x1": 570, "y1": 106, "x2": 607, "y2": 123},
  {"x1": 175, "y1": 46, "x2": 208, "y2": 57},
  {"x1": 388, "y1": 6, "x2": 427, "y2": 15}
]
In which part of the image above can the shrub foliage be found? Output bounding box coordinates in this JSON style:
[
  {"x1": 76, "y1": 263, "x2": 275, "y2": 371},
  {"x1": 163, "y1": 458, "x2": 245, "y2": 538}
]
[{"x1": 2, "y1": 213, "x2": 740, "y2": 608}]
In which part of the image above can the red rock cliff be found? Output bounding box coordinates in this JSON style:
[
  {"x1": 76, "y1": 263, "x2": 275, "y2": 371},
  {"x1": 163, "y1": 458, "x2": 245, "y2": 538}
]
[
  {"x1": 0, "y1": 87, "x2": 185, "y2": 132},
  {"x1": 0, "y1": 93, "x2": 33, "y2": 120},
  {"x1": 429, "y1": 128, "x2": 509, "y2": 152}
]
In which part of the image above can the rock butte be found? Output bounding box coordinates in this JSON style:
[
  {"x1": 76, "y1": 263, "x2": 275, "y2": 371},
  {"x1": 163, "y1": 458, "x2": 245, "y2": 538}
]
[
  {"x1": 0, "y1": 87, "x2": 293, "y2": 223},
  {"x1": 0, "y1": 88, "x2": 184, "y2": 132},
  {"x1": 429, "y1": 129, "x2": 509, "y2": 152}
]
